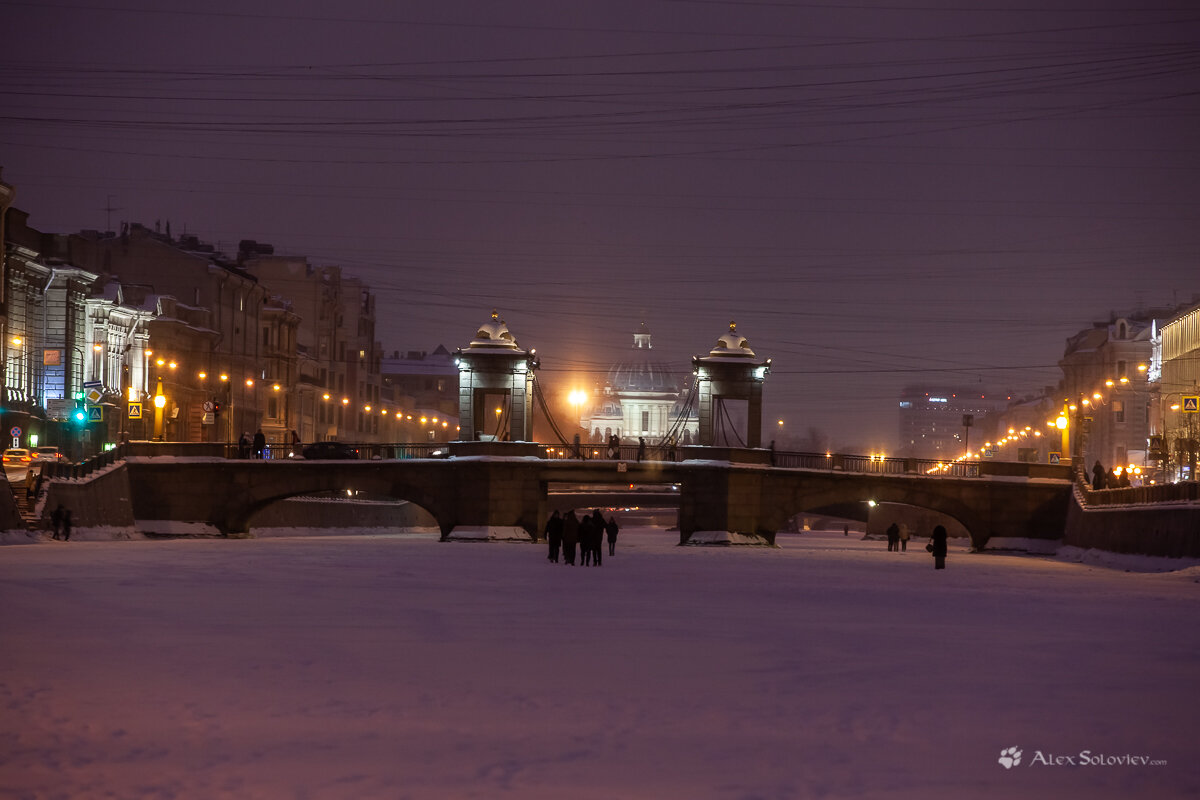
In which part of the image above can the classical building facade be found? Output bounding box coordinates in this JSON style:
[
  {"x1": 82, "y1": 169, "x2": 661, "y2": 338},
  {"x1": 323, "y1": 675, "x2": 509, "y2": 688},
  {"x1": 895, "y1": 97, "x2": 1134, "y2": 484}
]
[
  {"x1": 1150, "y1": 300, "x2": 1200, "y2": 481},
  {"x1": 2, "y1": 208, "x2": 104, "y2": 457},
  {"x1": 241, "y1": 250, "x2": 384, "y2": 444},
  {"x1": 381, "y1": 346, "x2": 458, "y2": 442},
  {"x1": 1059, "y1": 311, "x2": 1168, "y2": 473},
  {"x1": 579, "y1": 324, "x2": 697, "y2": 445}
]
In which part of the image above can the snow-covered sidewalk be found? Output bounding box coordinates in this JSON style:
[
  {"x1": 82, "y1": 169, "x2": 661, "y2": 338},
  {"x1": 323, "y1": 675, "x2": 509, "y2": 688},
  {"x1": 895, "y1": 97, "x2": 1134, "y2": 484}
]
[{"x1": 2, "y1": 529, "x2": 1197, "y2": 799}]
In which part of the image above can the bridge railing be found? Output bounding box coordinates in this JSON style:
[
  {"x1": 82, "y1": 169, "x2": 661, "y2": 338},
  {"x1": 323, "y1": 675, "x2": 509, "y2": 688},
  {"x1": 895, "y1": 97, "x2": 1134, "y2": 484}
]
[
  {"x1": 42, "y1": 443, "x2": 128, "y2": 480},
  {"x1": 47, "y1": 440, "x2": 1074, "y2": 484},
  {"x1": 771, "y1": 450, "x2": 982, "y2": 477},
  {"x1": 226, "y1": 442, "x2": 449, "y2": 461},
  {"x1": 1084, "y1": 480, "x2": 1200, "y2": 506}
]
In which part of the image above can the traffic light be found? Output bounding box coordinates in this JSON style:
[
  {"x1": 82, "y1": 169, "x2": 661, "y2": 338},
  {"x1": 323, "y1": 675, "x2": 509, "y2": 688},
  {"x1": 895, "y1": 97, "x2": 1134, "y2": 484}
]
[
  {"x1": 71, "y1": 401, "x2": 87, "y2": 425},
  {"x1": 212, "y1": 400, "x2": 221, "y2": 418}
]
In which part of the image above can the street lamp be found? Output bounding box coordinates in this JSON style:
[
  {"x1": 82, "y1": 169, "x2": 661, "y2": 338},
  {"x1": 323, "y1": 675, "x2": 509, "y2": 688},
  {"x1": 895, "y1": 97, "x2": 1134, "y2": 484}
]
[
  {"x1": 8, "y1": 336, "x2": 23, "y2": 403},
  {"x1": 153, "y1": 376, "x2": 166, "y2": 441}
]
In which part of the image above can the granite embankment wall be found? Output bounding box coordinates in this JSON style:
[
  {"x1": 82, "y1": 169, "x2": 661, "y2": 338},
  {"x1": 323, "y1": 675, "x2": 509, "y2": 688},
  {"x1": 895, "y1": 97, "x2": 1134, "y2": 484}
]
[{"x1": 1064, "y1": 486, "x2": 1200, "y2": 559}]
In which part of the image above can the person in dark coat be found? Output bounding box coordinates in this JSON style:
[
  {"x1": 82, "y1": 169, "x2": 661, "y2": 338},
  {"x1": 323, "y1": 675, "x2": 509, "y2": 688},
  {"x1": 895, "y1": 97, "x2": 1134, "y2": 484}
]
[
  {"x1": 591, "y1": 510, "x2": 605, "y2": 566},
  {"x1": 545, "y1": 510, "x2": 563, "y2": 563},
  {"x1": 606, "y1": 516, "x2": 620, "y2": 556},
  {"x1": 51, "y1": 504, "x2": 65, "y2": 540},
  {"x1": 1118, "y1": 468, "x2": 1131, "y2": 488},
  {"x1": 61, "y1": 508, "x2": 72, "y2": 542},
  {"x1": 579, "y1": 513, "x2": 594, "y2": 565},
  {"x1": 1091, "y1": 461, "x2": 1107, "y2": 491},
  {"x1": 637, "y1": 437, "x2": 646, "y2": 462},
  {"x1": 253, "y1": 429, "x2": 267, "y2": 459},
  {"x1": 929, "y1": 524, "x2": 948, "y2": 570},
  {"x1": 238, "y1": 433, "x2": 251, "y2": 459},
  {"x1": 562, "y1": 510, "x2": 579, "y2": 566},
  {"x1": 886, "y1": 522, "x2": 899, "y2": 552}
]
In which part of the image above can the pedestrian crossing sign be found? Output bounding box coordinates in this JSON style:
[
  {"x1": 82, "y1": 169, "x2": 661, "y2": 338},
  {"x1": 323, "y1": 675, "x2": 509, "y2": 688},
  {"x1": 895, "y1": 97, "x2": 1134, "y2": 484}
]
[
  {"x1": 87, "y1": 405, "x2": 103, "y2": 421},
  {"x1": 128, "y1": 402, "x2": 142, "y2": 419},
  {"x1": 1183, "y1": 396, "x2": 1199, "y2": 413}
]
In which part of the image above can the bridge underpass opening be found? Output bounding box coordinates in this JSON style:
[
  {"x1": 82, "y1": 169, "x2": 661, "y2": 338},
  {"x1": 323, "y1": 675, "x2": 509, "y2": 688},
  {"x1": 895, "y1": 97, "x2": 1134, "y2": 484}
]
[
  {"x1": 862, "y1": 501, "x2": 970, "y2": 543},
  {"x1": 247, "y1": 491, "x2": 440, "y2": 536},
  {"x1": 547, "y1": 481, "x2": 681, "y2": 529}
]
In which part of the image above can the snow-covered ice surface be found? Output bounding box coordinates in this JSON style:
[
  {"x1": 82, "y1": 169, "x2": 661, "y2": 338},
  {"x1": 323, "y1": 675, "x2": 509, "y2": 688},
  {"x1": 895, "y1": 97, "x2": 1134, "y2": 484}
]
[{"x1": 2, "y1": 529, "x2": 1198, "y2": 799}]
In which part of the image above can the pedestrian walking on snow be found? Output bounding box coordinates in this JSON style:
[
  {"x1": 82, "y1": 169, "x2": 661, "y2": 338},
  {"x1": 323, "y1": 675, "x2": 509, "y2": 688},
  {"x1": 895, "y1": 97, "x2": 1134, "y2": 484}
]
[
  {"x1": 606, "y1": 516, "x2": 620, "y2": 556},
  {"x1": 886, "y1": 522, "x2": 899, "y2": 552},
  {"x1": 591, "y1": 510, "x2": 605, "y2": 566},
  {"x1": 545, "y1": 510, "x2": 563, "y2": 563},
  {"x1": 928, "y1": 525, "x2": 948, "y2": 570},
  {"x1": 579, "y1": 514, "x2": 594, "y2": 566},
  {"x1": 899, "y1": 523, "x2": 911, "y2": 552},
  {"x1": 51, "y1": 504, "x2": 65, "y2": 540},
  {"x1": 562, "y1": 510, "x2": 579, "y2": 566}
]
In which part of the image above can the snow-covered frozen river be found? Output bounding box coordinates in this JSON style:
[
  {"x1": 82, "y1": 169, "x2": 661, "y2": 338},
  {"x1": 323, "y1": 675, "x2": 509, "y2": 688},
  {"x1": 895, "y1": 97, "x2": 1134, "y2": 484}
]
[{"x1": 2, "y1": 529, "x2": 1197, "y2": 799}]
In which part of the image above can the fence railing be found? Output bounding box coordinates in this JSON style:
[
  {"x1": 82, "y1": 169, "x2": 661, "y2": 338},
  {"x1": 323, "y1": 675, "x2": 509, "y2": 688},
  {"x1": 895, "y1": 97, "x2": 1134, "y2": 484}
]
[
  {"x1": 33, "y1": 440, "x2": 1115, "y2": 484},
  {"x1": 1084, "y1": 480, "x2": 1200, "y2": 506}
]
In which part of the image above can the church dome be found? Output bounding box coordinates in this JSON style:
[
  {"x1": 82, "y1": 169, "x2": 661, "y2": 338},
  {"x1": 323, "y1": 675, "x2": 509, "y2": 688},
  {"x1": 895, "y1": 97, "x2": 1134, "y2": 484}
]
[{"x1": 606, "y1": 324, "x2": 682, "y2": 393}]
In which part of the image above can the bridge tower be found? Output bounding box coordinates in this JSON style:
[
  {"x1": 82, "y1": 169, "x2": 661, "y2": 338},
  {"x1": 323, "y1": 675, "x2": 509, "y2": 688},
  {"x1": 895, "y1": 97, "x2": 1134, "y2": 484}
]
[
  {"x1": 692, "y1": 322, "x2": 771, "y2": 448},
  {"x1": 454, "y1": 311, "x2": 539, "y2": 443}
]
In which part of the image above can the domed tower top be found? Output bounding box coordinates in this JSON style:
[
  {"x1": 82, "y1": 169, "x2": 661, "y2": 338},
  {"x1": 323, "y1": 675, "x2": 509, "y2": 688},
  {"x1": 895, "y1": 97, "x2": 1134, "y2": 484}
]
[
  {"x1": 606, "y1": 323, "x2": 681, "y2": 393},
  {"x1": 707, "y1": 321, "x2": 757, "y2": 360},
  {"x1": 463, "y1": 310, "x2": 524, "y2": 353}
]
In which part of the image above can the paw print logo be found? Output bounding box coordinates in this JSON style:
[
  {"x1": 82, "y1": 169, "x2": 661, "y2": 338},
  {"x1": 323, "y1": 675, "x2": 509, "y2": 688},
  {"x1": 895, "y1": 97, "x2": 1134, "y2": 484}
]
[{"x1": 998, "y1": 746, "x2": 1023, "y2": 769}]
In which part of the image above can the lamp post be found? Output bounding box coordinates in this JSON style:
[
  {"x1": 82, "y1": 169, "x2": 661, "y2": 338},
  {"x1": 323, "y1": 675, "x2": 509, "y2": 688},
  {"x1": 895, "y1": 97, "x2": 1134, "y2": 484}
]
[
  {"x1": 8, "y1": 336, "x2": 23, "y2": 405},
  {"x1": 153, "y1": 377, "x2": 166, "y2": 441}
]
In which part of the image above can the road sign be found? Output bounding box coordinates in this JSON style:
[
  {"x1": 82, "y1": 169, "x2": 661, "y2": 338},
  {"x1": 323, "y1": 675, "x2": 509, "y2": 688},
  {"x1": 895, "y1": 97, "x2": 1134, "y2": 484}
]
[
  {"x1": 9, "y1": 427, "x2": 21, "y2": 438},
  {"x1": 87, "y1": 405, "x2": 103, "y2": 421},
  {"x1": 128, "y1": 402, "x2": 142, "y2": 419},
  {"x1": 1048, "y1": 452, "x2": 1061, "y2": 464},
  {"x1": 202, "y1": 412, "x2": 214, "y2": 425},
  {"x1": 85, "y1": 387, "x2": 104, "y2": 404},
  {"x1": 1183, "y1": 396, "x2": 1199, "y2": 413},
  {"x1": 203, "y1": 400, "x2": 214, "y2": 413}
]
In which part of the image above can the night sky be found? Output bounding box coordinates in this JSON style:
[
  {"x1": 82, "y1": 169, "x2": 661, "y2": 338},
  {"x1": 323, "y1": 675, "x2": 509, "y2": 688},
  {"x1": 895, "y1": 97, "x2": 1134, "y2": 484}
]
[{"x1": 3, "y1": 0, "x2": 1197, "y2": 451}]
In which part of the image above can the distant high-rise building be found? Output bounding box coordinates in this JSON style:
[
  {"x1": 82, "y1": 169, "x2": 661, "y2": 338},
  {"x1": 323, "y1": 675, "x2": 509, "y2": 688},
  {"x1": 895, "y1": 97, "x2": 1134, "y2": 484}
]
[{"x1": 898, "y1": 386, "x2": 1004, "y2": 459}]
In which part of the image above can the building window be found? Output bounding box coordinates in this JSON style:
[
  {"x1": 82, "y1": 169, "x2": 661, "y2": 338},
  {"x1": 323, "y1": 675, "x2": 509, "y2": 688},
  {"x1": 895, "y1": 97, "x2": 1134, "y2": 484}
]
[
  {"x1": 1113, "y1": 400, "x2": 1125, "y2": 423},
  {"x1": 268, "y1": 397, "x2": 278, "y2": 419},
  {"x1": 642, "y1": 411, "x2": 649, "y2": 431}
]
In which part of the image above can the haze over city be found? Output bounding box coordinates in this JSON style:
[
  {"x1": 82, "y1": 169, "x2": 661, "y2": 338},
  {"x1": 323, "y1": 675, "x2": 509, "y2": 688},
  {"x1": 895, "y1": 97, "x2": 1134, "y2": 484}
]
[{"x1": 3, "y1": 0, "x2": 1197, "y2": 449}]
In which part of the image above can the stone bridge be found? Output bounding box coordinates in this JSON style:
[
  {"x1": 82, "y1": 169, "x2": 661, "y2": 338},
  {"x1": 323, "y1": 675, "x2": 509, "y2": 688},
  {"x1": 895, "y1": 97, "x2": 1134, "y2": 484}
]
[{"x1": 97, "y1": 451, "x2": 1073, "y2": 547}]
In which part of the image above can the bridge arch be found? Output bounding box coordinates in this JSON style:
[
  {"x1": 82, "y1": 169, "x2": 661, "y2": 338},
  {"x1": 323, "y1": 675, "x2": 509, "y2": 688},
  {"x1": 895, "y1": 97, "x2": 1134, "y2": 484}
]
[
  {"x1": 759, "y1": 472, "x2": 991, "y2": 549},
  {"x1": 229, "y1": 472, "x2": 455, "y2": 537}
]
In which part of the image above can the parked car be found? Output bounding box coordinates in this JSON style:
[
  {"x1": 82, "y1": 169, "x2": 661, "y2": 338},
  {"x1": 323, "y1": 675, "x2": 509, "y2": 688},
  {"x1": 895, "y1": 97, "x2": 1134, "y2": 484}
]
[
  {"x1": 300, "y1": 441, "x2": 359, "y2": 460},
  {"x1": 2, "y1": 448, "x2": 32, "y2": 465},
  {"x1": 33, "y1": 446, "x2": 66, "y2": 462}
]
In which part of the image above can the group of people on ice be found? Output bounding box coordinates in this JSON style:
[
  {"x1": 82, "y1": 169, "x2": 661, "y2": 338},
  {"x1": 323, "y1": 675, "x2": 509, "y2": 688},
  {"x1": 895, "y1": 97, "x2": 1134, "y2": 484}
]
[{"x1": 543, "y1": 509, "x2": 619, "y2": 566}]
